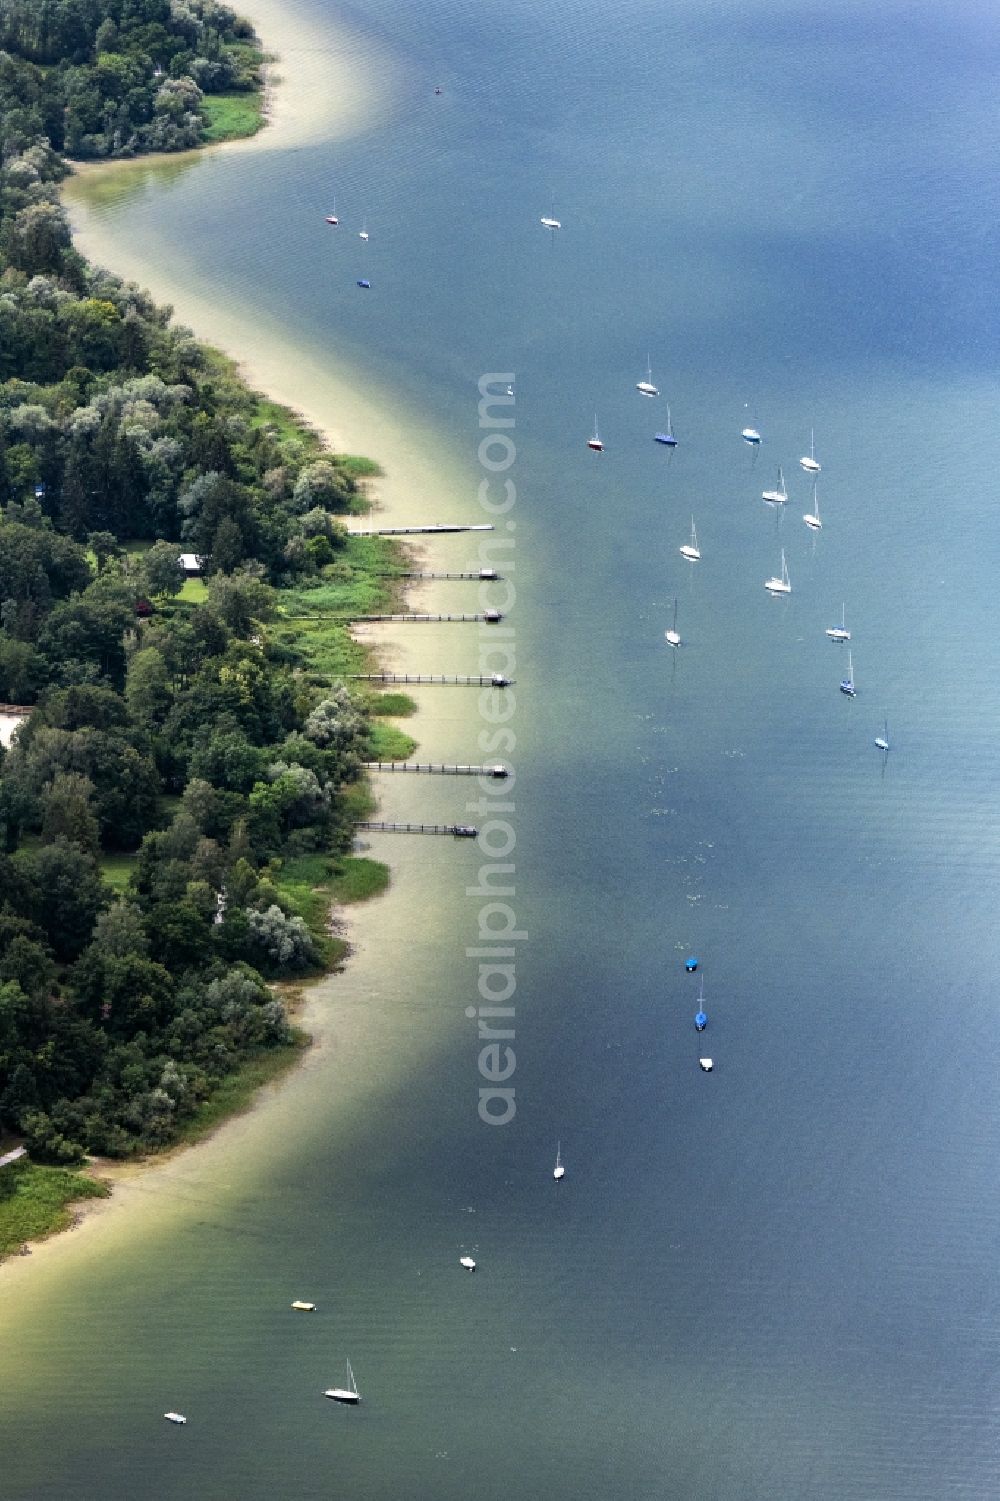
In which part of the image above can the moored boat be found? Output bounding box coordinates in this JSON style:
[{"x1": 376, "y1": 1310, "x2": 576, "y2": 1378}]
[{"x1": 324, "y1": 1359, "x2": 361, "y2": 1405}]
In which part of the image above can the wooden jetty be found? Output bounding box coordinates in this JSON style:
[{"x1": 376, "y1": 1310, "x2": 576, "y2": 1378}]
[
  {"x1": 363, "y1": 762, "x2": 509, "y2": 778},
  {"x1": 349, "y1": 673, "x2": 512, "y2": 687},
  {"x1": 342, "y1": 611, "x2": 503, "y2": 624},
  {"x1": 347, "y1": 523, "x2": 495, "y2": 537},
  {"x1": 356, "y1": 821, "x2": 478, "y2": 838},
  {"x1": 376, "y1": 569, "x2": 503, "y2": 581}
]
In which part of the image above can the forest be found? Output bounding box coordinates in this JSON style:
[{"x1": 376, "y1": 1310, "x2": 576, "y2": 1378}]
[
  {"x1": 0, "y1": 0, "x2": 262, "y2": 158},
  {"x1": 0, "y1": 7, "x2": 399, "y2": 1171}
]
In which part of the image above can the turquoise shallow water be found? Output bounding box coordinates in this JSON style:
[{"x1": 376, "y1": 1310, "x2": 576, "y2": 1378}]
[{"x1": 6, "y1": 1, "x2": 1000, "y2": 1495}]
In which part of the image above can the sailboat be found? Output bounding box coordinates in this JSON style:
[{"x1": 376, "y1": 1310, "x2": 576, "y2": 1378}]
[
  {"x1": 679, "y1": 517, "x2": 700, "y2": 561},
  {"x1": 803, "y1": 482, "x2": 822, "y2": 530},
  {"x1": 654, "y1": 406, "x2": 678, "y2": 446},
  {"x1": 553, "y1": 1142, "x2": 565, "y2": 1181},
  {"x1": 324, "y1": 196, "x2": 339, "y2": 226},
  {"x1": 761, "y1": 466, "x2": 788, "y2": 504},
  {"x1": 764, "y1": 549, "x2": 791, "y2": 594},
  {"x1": 664, "y1": 597, "x2": 681, "y2": 648},
  {"x1": 356, "y1": 238, "x2": 371, "y2": 290},
  {"x1": 741, "y1": 409, "x2": 762, "y2": 444},
  {"x1": 875, "y1": 718, "x2": 890, "y2": 752},
  {"x1": 540, "y1": 212, "x2": 562, "y2": 229},
  {"x1": 358, "y1": 218, "x2": 369, "y2": 241},
  {"x1": 324, "y1": 1360, "x2": 360, "y2": 1404},
  {"x1": 839, "y1": 651, "x2": 857, "y2": 697},
  {"x1": 694, "y1": 976, "x2": 708, "y2": 1032},
  {"x1": 800, "y1": 428, "x2": 821, "y2": 474},
  {"x1": 587, "y1": 415, "x2": 604, "y2": 452},
  {"x1": 636, "y1": 355, "x2": 659, "y2": 398},
  {"x1": 826, "y1": 603, "x2": 850, "y2": 642}
]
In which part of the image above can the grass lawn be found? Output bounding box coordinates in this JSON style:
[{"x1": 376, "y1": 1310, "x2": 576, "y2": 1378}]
[
  {"x1": 0, "y1": 1160, "x2": 109, "y2": 1260},
  {"x1": 368, "y1": 691, "x2": 417, "y2": 717},
  {"x1": 200, "y1": 91, "x2": 265, "y2": 144},
  {"x1": 178, "y1": 576, "x2": 209, "y2": 604},
  {"x1": 366, "y1": 721, "x2": 418, "y2": 760},
  {"x1": 99, "y1": 852, "x2": 138, "y2": 892}
]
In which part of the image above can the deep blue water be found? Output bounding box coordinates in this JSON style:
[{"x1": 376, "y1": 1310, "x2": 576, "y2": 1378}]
[{"x1": 5, "y1": 0, "x2": 1000, "y2": 1495}]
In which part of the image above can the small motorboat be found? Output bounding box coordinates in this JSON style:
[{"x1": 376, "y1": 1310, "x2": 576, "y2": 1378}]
[
  {"x1": 685, "y1": 955, "x2": 699, "y2": 972},
  {"x1": 451, "y1": 824, "x2": 478, "y2": 838},
  {"x1": 741, "y1": 427, "x2": 761, "y2": 445},
  {"x1": 357, "y1": 279, "x2": 371, "y2": 289},
  {"x1": 163, "y1": 1412, "x2": 187, "y2": 1425},
  {"x1": 699, "y1": 1057, "x2": 714, "y2": 1072},
  {"x1": 291, "y1": 1301, "x2": 317, "y2": 1312},
  {"x1": 459, "y1": 1255, "x2": 477, "y2": 1271}
]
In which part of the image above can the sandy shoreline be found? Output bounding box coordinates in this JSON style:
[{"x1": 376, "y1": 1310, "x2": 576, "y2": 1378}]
[{"x1": 4, "y1": 0, "x2": 456, "y2": 1277}]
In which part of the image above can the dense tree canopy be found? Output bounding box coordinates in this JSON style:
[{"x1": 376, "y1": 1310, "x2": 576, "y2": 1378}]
[
  {"x1": 0, "y1": 0, "x2": 262, "y2": 159},
  {"x1": 0, "y1": 6, "x2": 386, "y2": 1168}
]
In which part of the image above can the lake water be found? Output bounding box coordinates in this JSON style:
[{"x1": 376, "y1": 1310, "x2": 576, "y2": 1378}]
[{"x1": 6, "y1": 0, "x2": 1000, "y2": 1495}]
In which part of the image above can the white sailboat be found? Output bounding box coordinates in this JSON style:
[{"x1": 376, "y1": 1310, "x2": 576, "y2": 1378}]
[
  {"x1": 636, "y1": 355, "x2": 659, "y2": 398},
  {"x1": 587, "y1": 414, "x2": 604, "y2": 452},
  {"x1": 875, "y1": 718, "x2": 890, "y2": 752},
  {"x1": 800, "y1": 428, "x2": 821, "y2": 474},
  {"x1": 664, "y1": 597, "x2": 681, "y2": 647},
  {"x1": 553, "y1": 1142, "x2": 565, "y2": 1180},
  {"x1": 324, "y1": 1359, "x2": 361, "y2": 1404},
  {"x1": 826, "y1": 603, "x2": 850, "y2": 642},
  {"x1": 764, "y1": 549, "x2": 791, "y2": 595},
  {"x1": 358, "y1": 218, "x2": 369, "y2": 241},
  {"x1": 762, "y1": 466, "x2": 788, "y2": 504},
  {"x1": 324, "y1": 196, "x2": 339, "y2": 226},
  {"x1": 540, "y1": 212, "x2": 562, "y2": 229},
  {"x1": 459, "y1": 1254, "x2": 477, "y2": 1270},
  {"x1": 741, "y1": 407, "x2": 761, "y2": 444},
  {"x1": 839, "y1": 651, "x2": 857, "y2": 697},
  {"x1": 803, "y1": 482, "x2": 822, "y2": 530},
  {"x1": 679, "y1": 517, "x2": 700, "y2": 561}
]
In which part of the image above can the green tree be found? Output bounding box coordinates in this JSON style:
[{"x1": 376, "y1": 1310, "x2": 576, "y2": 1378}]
[{"x1": 40, "y1": 770, "x2": 100, "y2": 856}]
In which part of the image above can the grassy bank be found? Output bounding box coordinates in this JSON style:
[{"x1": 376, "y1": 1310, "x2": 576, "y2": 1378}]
[
  {"x1": 0, "y1": 1160, "x2": 109, "y2": 1260},
  {"x1": 201, "y1": 89, "x2": 266, "y2": 145}
]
